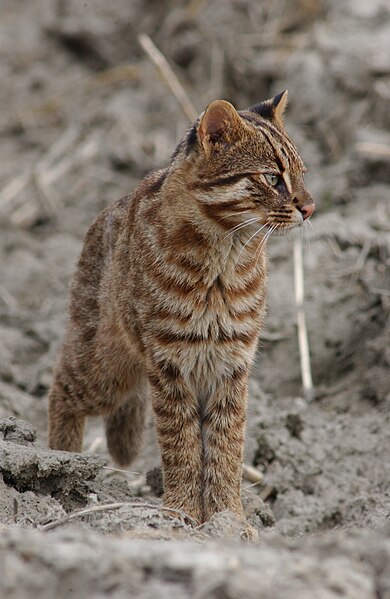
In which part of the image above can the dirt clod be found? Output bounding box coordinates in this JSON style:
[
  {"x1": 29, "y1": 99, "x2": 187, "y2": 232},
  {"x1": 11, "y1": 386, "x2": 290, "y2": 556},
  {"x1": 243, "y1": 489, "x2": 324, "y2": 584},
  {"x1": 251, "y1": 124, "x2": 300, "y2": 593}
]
[
  {"x1": 0, "y1": 417, "x2": 36, "y2": 445},
  {"x1": 146, "y1": 466, "x2": 164, "y2": 497},
  {"x1": 0, "y1": 438, "x2": 106, "y2": 506}
]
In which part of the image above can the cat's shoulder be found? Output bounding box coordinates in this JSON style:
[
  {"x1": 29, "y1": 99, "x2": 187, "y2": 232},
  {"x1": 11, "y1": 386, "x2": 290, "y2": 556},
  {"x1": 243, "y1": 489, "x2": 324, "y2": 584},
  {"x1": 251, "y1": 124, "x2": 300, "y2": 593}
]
[{"x1": 134, "y1": 168, "x2": 168, "y2": 201}]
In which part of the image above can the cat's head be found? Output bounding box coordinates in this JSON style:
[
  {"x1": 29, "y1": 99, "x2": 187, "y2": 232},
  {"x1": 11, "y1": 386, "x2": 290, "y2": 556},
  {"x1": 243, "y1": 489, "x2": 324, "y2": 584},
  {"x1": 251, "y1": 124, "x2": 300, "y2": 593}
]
[{"x1": 176, "y1": 91, "x2": 314, "y2": 236}]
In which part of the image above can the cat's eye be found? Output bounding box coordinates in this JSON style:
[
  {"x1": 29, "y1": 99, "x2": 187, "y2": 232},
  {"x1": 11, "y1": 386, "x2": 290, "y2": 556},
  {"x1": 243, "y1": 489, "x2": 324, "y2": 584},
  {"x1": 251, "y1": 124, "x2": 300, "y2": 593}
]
[{"x1": 264, "y1": 173, "x2": 281, "y2": 187}]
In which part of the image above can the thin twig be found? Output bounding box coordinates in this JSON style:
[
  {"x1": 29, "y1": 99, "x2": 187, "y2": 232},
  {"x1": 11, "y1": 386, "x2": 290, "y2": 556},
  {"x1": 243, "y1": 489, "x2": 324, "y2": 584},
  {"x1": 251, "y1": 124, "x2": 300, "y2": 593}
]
[
  {"x1": 355, "y1": 142, "x2": 390, "y2": 157},
  {"x1": 0, "y1": 285, "x2": 19, "y2": 310},
  {"x1": 244, "y1": 479, "x2": 264, "y2": 491},
  {"x1": 1, "y1": 131, "x2": 100, "y2": 227},
  {"x1": 352, "y1": 239, "x2": 371, "y2": 280},
  {"x1": 102, "y1": 466, "x2": 139, "y2": 476},
  {"x1": 0, "y1": 172, "x2": 32, "y2": 211},
  {"x1": 293, "y1": 237, "x2": 314, "y2": 401},
  {"x1": 242, "y1": 464, "x2": 263, "y2": 484},
  {"x1": 0, "y1": 128, "x2": 78, "y2": 212},
  {"x1": 39, "y1": 501, "x2": 198, "y2": 531},
  {"x1": 258, "y1": 484, "x2": 276, "y2": 502},
  {"x1": 138, "y1": 33, "x2": 197, "y2": 122},
  {"x1": 370, "y1": 287, "x2": 390, "y2": 297}
]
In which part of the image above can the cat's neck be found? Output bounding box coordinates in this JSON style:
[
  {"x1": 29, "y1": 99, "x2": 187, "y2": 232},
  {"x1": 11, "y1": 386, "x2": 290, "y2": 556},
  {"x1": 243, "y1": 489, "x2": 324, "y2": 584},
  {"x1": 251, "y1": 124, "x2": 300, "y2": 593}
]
[{"x1": 157, "y1": 178, "x2": 267, "y2": 282}]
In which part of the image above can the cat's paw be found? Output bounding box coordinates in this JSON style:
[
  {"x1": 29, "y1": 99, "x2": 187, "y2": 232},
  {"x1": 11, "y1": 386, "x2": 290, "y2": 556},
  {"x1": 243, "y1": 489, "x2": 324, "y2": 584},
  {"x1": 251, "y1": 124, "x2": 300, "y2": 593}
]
[
  {"x1": 240, "y1": 523, "x2": 259, "y2": 542},
  {"x1": 201, "y1": 510, "x2": 259, "y2": 541}
]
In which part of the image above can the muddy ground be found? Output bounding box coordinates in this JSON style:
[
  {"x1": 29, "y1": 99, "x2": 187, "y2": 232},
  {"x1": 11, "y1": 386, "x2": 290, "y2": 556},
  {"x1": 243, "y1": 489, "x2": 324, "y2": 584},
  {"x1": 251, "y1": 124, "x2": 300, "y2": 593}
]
[{"x1": 0, "y1": 0, "x2": 389, "y2": 597}]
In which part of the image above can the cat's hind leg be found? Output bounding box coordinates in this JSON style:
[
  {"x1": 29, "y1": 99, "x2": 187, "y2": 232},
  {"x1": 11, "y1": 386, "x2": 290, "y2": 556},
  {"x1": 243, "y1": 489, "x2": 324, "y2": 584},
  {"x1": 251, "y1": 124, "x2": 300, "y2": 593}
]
[
  {"x1": 105, "y1": 377, "x2": 149, "y2": 466},
  {"x1": 48, "y1": 345, "x2": 148, "y2": 462},
  {"x1": 47, "y1": 375, "x2": 86, "y2": 452}
]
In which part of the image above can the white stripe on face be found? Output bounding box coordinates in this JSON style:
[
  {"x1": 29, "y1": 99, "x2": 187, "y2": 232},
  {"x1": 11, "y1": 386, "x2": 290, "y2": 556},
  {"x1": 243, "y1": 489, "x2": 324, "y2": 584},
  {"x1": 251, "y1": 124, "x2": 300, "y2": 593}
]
[{"x1": 282, "y1": 169, "x2": 292, "y2": 193}]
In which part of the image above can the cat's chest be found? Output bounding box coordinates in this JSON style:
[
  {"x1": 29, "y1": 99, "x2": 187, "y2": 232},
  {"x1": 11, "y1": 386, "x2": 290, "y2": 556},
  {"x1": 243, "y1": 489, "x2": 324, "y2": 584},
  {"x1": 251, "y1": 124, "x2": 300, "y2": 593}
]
[
  {"x1": 178, "y1": 302, "x2": 262, "y2": 387},
  {"x1": 139, "y1": 244, "x2": 267, "y2": 381},
  {"x1": 157, "y1": 268, "x2": 265, "y2": 381}
]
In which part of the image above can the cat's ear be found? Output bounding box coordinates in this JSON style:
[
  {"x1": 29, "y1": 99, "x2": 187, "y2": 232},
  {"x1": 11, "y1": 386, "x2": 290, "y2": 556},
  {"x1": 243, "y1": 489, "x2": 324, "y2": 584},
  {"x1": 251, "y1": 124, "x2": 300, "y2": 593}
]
[
  {"x1": 248, "y1": 90, "x2": 288, "y2": 127},
  {"x1": 198, "y1": 100, "x2": 243, "y2": 155}
]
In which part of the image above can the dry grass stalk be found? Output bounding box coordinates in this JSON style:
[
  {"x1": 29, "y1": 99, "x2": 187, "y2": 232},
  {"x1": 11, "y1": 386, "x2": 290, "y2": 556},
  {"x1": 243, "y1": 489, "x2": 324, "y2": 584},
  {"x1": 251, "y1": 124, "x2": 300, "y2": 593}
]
[
  {"x1": 0, "y1": 128, "x2": 78, "y2": 215},
  {"x1": 352, "y1": 240, "x2": 372, "y2": 279},
  {"x1": 370, "y1": 287, "x2": 390, "y2": 297},
  {"x1": 0, "y1": 130, "x2": 99, "y2": 227},
  {"x1": 102, "y1": 466, "x2": 139, "y2": 476},
  {"x1": 294, "y1": 237, "x2": 314, "y2": 401},
  {"x1": 258, "y1": 484, "x2": 276, "y2": 502},
  {"x1": 138, "y1": 33, "x2": 197, "y2": 122},
  {"x1": 39, "y1": 501, "x2": 198, "y2": 531},
  {"x1": 242, "y1": 464, "x2": 263, "y2": 484},
  {"x1": 0, "y1": 284, "x2": 19, "y2": 310},
  {"x1": 355, "y1": 142, "x2": 390, "y2": 157},
  {"x1": 0, "y1": 172, "x2": 32, "y2": 211}
]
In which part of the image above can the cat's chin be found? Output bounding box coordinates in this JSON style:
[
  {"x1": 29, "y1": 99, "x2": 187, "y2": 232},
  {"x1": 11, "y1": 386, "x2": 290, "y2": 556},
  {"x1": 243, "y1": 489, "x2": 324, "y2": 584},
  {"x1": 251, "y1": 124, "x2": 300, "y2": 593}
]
[
  {"x1": 268, "y1": 222, "x2": 305, "y2": 238},
  {"x1": 260, "y1": 222, "x2": 300, "y2": 236}
]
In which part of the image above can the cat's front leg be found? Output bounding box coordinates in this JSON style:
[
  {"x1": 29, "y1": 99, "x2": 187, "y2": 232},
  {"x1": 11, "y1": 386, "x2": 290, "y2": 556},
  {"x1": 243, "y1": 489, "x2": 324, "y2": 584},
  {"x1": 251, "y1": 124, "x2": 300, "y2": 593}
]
[
  {"x1": 202, "y1": 371, "x2": 254, "y2": 533},
  {"x1": 148, "y1": 364, "x2": 204, "y2": 524}
]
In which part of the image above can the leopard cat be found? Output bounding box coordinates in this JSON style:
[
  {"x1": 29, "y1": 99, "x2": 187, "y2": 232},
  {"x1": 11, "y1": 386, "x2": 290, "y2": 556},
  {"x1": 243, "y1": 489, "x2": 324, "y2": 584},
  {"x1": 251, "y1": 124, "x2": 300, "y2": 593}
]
[{"x1": 48, "y1": 91, "x2": 315, "y2": 539}]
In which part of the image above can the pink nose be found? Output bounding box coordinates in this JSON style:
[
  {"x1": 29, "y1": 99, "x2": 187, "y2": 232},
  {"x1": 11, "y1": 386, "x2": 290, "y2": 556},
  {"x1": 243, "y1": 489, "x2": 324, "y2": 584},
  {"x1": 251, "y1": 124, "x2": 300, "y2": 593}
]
[{"x1": 301, "y1": 203, "x2": 315, "y2": 220}]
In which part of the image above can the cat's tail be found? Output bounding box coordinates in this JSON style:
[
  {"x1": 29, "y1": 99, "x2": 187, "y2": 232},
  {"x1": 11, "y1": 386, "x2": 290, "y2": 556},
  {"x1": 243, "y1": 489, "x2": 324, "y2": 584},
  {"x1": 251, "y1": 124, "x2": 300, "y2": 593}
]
[{"x1": 105, "y1": 387, "x2": 148, "y2": 466}]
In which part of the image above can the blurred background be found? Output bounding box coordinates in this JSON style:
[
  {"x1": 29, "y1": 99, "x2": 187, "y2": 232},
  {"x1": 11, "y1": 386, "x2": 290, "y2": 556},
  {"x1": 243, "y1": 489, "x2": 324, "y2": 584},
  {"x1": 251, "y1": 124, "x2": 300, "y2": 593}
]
[{"x1": 0, "y1": 0, "x2": 389, "y2": 533}]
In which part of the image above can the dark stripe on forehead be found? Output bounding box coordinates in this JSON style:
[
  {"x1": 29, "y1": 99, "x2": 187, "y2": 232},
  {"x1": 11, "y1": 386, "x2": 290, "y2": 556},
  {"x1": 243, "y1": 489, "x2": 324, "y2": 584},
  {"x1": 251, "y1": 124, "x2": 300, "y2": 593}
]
[
  {"x1": 255, "y1": 124, "x2": 286, "y2": 173},
  {"x1": 241, "y1": 113, "x2": 299, "y2": 163},
  {"x1": 256, "y1": 119, "x2": 300, "y2": 162},
  {"x1": 240, "y1": 112, "x2": 263, "y2": 125},
  {"x1": 241, "y1": 112, "x2": 285, "y2": 145}
]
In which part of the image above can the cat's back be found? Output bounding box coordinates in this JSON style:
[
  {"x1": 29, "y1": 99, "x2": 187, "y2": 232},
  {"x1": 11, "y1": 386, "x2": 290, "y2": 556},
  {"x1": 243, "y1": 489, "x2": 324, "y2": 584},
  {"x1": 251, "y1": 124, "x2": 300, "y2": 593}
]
[
  {"x1": 68, "y1": 169, "x2": 167, "y2": 330},
  {"x1": 66, "y1": 194, "x2": 129, "y2": 334}
]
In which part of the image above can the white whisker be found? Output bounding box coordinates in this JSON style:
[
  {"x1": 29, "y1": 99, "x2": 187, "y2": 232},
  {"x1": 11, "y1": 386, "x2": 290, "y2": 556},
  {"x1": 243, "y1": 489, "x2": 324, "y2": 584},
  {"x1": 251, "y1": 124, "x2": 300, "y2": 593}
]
[
  {"x1": 237, "y1": 222, "x2": 269, "y2": 262},
  {"x1": 222, "y1": 217, "x2": 260, "y2": 240},
  {"x1": 254, "y1": 233, "x2": 268, "y2": 261},
  {"x1": 254, "y1": 224, "x2": 277, "y2": 261},
  {"x1": 303, "y1": 221, "x2": 311, "y2": 249},
  {"x1": 217, "y1": 210, "x2": 253, "y2": 222},
  {"x1": 306, "y1": 218, "x2": 314, "y2": 242}
]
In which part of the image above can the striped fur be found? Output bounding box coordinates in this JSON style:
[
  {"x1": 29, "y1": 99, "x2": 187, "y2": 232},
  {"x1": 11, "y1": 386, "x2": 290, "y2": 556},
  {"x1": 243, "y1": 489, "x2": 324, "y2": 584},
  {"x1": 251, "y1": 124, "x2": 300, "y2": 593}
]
[{"x1": 48, "y1": 93, "x2": 314, "y2": 536}]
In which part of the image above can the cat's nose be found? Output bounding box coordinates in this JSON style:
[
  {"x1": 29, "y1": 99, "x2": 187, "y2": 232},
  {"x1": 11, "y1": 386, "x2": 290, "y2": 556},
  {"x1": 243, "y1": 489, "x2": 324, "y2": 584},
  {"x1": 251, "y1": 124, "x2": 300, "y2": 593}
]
[{"x1": 300, "y1": 203, "x2": 315, "y2": 220}]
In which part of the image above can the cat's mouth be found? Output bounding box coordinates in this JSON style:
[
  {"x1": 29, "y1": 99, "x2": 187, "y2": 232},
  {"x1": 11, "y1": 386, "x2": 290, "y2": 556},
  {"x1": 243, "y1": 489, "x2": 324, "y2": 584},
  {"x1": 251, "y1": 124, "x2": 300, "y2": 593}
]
[
  {"x1": 267, "y1": 219, "x2": 301, "y2": 231},
  {"x1": 225, "y1": 205, "x2": 313, "y2": 242},
  {"x1": 266, "y1": 204, "x2": 314, "y2": 232}
]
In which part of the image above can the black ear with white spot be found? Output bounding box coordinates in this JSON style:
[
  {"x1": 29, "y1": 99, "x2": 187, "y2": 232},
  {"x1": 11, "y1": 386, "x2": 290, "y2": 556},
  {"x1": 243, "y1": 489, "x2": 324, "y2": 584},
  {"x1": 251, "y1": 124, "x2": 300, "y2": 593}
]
[{"x1": 248, "y1": 90, "x2": 288, "y2": 127}]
